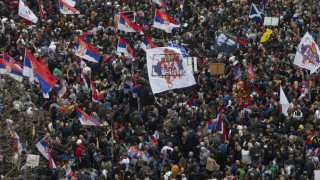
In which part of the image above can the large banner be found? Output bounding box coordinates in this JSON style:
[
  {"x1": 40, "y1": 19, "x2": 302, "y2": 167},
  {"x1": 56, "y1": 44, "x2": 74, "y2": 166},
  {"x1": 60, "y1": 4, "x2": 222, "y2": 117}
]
[
  {"x1": 213, "y1": 30, "x2": 237, "y2": 53},
  {"x1": 146, "y1": 47, "x2": 196, "y2": 94},
  {"x1": 294, "y1": 32, "x2": 320, "y2": 74}
]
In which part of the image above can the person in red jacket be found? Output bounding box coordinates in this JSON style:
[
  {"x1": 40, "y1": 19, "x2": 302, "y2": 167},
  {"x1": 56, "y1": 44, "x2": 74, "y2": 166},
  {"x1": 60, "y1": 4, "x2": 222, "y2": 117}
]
[{"x1": 75, "y1": 140, "x2": 86, "y2": 159}]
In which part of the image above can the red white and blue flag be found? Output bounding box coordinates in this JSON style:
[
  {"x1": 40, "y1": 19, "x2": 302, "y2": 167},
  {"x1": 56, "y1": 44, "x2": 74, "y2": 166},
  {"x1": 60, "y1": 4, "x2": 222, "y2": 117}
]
[
  {"x1": 80, "y1": 68, "x2": 88, "y2": 88},
  {"x1": 90, "y1": 78, "x2": 99, "y2": 102},
  {"x1": 117, "y1": 37, "x2": 134, "y2": 59},
  {"x1": 152, "y1": 0, "x2": 168, "y2": 11},
  {"x1": 58, "y1": 70, "x2": 67, "y2": 98},
  {"x1": 25, "y1": 49, "x2": 57, "y2": 95},
  {"x1": 75, "y1": 106, "x2": 101, "y2": 126},
  {"x1": 36, "y1": 136, "x2": 56, "y2": 168},
  {"x1": 118, "y1": 12, "x2": 144, "y2": 34},
  {"x1": 6, "y1": 119, "x2": 26, "y2": 155},
  {"x1": 3, "y1": 52, "x2": 23, "y2": 69},
  {"x1": 76, "y1": 38, "x2": 101, "y2": 63},
  {"x1": 64, "y1": 0, "x2": 76, "y2": 7},
  {"x1": 153, "y1": 9, "x2": 180, "y2": 33},
  {"x1": 59, "y1": 0, "x2": 79, "y2": 14},
  {"x1": 0, "y1": 58, "x2": 23, "y2": 82},
  {"x1": 38, "y1": 0, "x2": 45, "y2": 19},
  {"x1": 140, "y1": 35, "x2": 156, "y2": 51},
  {"x1": 216, "y1": 104, "x2": 223, "y2": 134},
  {"x1": 207, "y1": 121, "x2": 215, "y2": 133}
]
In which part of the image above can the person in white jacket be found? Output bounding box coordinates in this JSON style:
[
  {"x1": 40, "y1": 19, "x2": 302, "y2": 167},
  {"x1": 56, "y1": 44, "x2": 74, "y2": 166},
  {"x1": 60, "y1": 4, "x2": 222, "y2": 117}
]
[
  {"x1": 161, "y1": 142, "x2": 173, "y2": 156},
  {"x1": 241, "y1": 146, "x2": 252, "y2": 164}
]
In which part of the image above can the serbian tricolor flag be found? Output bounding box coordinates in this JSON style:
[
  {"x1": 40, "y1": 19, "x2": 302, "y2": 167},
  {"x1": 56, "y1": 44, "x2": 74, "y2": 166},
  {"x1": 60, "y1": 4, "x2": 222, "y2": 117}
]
[
  {"x1": 118, "y1": 12, "x2": 144, "y2": 34},
  {"x1": 80, "y1": 68, "x2": 88, "y2": 88},
  {"x1": 58, "y1": 70, "x2": 67, "y2": 98},
  {"x1": 59, "y1": 0, "x2": 80, "y2": 14},
  {"x1": 64, "y1": 0, "x2": 76, "y2": 7},
  {"x1": 242, "y1": 81, "x2": 253, "y2": 108},
  {"x1": 140, "y1": 35, "x2": 156, "y2": 51},
  {"x1": 117, "y1": 37, "x2": 134, "y2": 58},
  {"x1": 0, "y1": 58, "x2": 23, "y2": 82},
  {"x1": 153, "y1": 9, "x2": 180, "y2": 33},
  {"x1": 3, "y1": 52, "x2": 23, "y2": 69},
  {"x1": 152, "y1": 0, "x2": 169, "y2": 11},
  {"x1": 216, "y1": 104, "x2": 224, "y2": 134},
  {"x1": 90, "y1": 78, "x2": 99, "y2": 102},
  {"x1": 38, "y1": 0, "x2": 45, "y2": 19},
  {"x1": 6, "y1": 119, "x2": 26, "y2": 155},
  {"x1": 207, "y1": 121, "x2": 215, "y2": 133},
  {"x1": 189, "y1": 93, "x2": 194, "y2": 107},
  {"x1": 36, "y1": 136, "x2": 56, "y2": 168},
  {"x1": 246, "y1": 61, "x2": 257, "y2": 81},
  {"x1": 25, "y1": 49, "x2": 58, "y2": 95},
  {"x1": 76, "y1": 38, "x2": 101, "y2": 63},
  {"x1": 75, "y1": 106, "x2": 101, "y2": 126}
]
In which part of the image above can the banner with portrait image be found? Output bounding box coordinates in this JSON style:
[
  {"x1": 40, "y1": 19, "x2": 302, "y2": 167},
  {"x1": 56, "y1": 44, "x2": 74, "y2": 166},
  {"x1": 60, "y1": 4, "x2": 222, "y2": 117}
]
[
  {"x1": 146, "y1": 47, "x2": 196, "y2": 94},
  {"x1": 294, "y1": 32, "x2": 320, "y2": 74},
  {"x1": 213, "y1": 30, "x2": 237, "y2": 54}
]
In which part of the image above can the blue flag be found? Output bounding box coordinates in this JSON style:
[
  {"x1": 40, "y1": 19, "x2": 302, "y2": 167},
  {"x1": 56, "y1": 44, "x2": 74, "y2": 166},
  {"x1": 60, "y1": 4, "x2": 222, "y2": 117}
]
[
  {"x1": 167, "y1": 40, "x2": 188, "y2": 57},
  {"x1": 249, "y1": 3, "x2": 263, "y2": 22}
]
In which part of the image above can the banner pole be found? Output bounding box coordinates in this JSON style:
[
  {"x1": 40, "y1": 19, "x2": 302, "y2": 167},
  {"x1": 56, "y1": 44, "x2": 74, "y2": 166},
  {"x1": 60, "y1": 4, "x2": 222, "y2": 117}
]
[{"x1": 162, "y1": 30, "x2": 166, "y2": 46}]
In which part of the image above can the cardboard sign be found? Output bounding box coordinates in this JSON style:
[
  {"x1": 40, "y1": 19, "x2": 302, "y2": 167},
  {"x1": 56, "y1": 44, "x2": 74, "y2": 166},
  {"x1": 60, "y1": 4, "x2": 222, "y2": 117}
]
[{"x1": 210, "y1": 63, "x2": 225, "y2": 75}]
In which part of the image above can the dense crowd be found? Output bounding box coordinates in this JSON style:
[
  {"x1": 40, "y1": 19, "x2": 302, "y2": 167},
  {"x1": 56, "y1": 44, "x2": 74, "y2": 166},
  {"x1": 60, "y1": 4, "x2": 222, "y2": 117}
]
[{"x1": 1, "y1": 0, "x2": 320, "y2": 179}]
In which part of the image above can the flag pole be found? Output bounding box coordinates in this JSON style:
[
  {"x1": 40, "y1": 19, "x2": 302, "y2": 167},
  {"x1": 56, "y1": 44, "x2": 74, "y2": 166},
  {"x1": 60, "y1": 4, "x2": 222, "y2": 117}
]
[{"x1": 162, "y1": 30, "x2": 166, "y2": 46}]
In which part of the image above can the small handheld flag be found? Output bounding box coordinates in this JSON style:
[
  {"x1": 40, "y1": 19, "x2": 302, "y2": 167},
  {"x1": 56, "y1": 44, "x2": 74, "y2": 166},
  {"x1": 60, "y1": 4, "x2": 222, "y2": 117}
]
[
  {"x1": 117, "y1": 37, "x2": 134, "y2": 58},
  {"x1": 75, "y1": 106, "x2": 101, "y2": 126},
  {"x1": 140, "y1": 35, "x2": 157, "y2": 51},
  {"x1": 36, "y1": 137, "x2": 56, "y2": 168}
]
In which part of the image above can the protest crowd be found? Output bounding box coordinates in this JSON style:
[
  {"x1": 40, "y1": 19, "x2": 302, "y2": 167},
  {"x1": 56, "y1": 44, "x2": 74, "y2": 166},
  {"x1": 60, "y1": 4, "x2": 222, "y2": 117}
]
[{"x1": 1, "y1": 0, "x2": 320, "y2": 179}]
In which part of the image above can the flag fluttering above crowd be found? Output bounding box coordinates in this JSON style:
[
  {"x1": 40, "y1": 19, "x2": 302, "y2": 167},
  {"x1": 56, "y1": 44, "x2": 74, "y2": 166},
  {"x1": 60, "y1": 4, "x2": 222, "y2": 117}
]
[
  {"x1": 152, "y1": 0, "x2": 169, "y2": 11},
  {"x1": 280, "y1": 85, "x2": 290, "y2": 116},
  {"x1": 24, "y1": 49, "x2": 57, "y2": 97},
  {"x1": 167, "y1": 40, "x2": 188, "y2": 58},
  {"x1": 18, "y1": 0, "x2": 38, "y2": 23},
  {"x1": 76, "y1": 38, "x2": 101, "y2": 62},
  {"x1": 118, "y1": 12, "x2": 144, "y2": 34},
  {"x1": 75, "y1": 106, "x2": 102, "y2": 126},
  {"x1": 141, "y1": 35, "x2": 157, "y2": 51},
  {"x1": 59, "y1": 0, "x2": 80, "y2": 15},
  {"x1": 153, "y1": 9, "x2": 180, "y2": 33},
  {"x1": 249, "y1": 3, "x2": 264, "y2": 22},
  {"x1": 260, "y1": 29, "x2": 272, "y2": 42},
  {"x1": 146, "y1": 47, "x2": 195, "y2": 94},
  {"x1": 117, "y1": 37, "x2": 134, "y2": 59},
  {"x1": 0, "y1": 58, "x2": 23, "y2": 82},
  {"x1": 294, "y1": 32, "x2": 320, "y2": 74},
  {"x1": 36, "y1": 137, "x2": 56, "y2": 168}
]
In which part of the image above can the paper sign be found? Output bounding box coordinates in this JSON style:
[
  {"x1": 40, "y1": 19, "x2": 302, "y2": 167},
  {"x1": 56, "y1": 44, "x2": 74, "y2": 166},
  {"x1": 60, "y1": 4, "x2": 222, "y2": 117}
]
[
  {"x1": 26, "y1": 154, "x2": 40, "y2": 167},
  {"x1": 264, "y1": 17, "x2": 279, "y2": 26}
]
